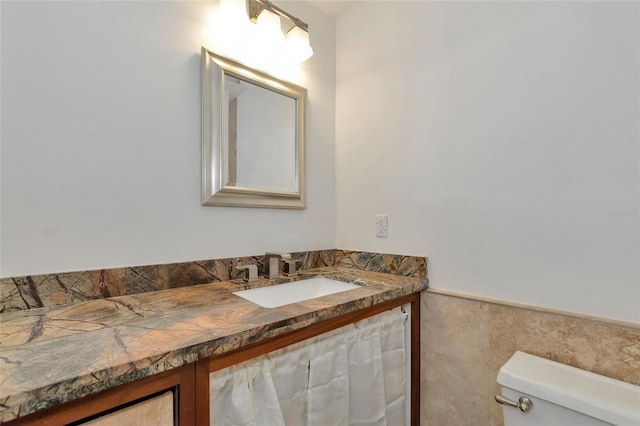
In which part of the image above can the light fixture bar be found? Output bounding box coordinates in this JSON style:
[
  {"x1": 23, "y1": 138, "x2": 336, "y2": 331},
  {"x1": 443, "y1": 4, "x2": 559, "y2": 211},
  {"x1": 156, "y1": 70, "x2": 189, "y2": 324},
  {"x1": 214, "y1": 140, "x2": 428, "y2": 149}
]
[{"x1": 247, "y1": 0, "x2": 309, "y2": 31}]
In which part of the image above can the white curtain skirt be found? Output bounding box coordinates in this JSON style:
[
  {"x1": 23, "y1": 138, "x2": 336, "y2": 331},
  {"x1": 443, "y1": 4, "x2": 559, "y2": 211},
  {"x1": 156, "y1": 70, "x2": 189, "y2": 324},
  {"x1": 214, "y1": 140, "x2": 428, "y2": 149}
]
[{"x1": 209, "y1": 307, "x2": 407, "y2": 426}]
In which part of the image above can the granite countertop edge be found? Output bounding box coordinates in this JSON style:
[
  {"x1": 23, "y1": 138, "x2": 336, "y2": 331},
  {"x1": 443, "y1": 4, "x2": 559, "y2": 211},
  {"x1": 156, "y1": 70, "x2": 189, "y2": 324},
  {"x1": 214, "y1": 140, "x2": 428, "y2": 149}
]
[{"x1": 0, "y1": 266, "x2": 428, "y2": 423}]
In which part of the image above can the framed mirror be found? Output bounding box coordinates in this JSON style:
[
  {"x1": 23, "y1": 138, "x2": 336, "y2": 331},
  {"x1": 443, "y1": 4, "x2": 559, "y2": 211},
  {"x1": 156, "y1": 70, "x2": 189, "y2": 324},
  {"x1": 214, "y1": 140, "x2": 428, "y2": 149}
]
[{"x1": 201, "y1": 47, "x2": 307, "y2": 209}]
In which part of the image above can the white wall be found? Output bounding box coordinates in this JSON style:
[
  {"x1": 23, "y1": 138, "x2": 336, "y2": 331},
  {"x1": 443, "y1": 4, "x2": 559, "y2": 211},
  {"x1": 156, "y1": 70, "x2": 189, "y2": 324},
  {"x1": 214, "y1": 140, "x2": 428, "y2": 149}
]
[
  {"x1": 0, "y1": 0, "x2": 336, "y2": 276},
  {"x1": 336, "y1": 1, "x2": 639, "y2": 323},
  {"x1": 3, "y1": 0, "x2": 638, "y2": 323}
]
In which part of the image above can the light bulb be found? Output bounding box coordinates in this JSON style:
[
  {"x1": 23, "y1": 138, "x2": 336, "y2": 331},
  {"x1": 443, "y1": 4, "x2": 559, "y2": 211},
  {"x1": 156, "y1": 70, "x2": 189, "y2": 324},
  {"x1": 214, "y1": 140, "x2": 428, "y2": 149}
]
[
  {"x1": 248, "y1": 8, "x2": 285, "y2": 67},
  {"x1": 285, "y1": 26, "x2": 313, "y2": 64},
  {"x1": 208, "y1": 0, "x2": 252, "y2": 57},
  {"x1": 255, "y1": 9, "x2": 285, "y2": 48}
]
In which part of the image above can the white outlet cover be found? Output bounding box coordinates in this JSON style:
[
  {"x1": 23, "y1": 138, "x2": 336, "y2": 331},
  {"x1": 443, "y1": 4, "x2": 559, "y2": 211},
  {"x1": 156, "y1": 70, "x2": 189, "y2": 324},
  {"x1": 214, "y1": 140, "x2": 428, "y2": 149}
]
[{"x1": 376, "y1": 215, "x2": 388, "y2": 238}]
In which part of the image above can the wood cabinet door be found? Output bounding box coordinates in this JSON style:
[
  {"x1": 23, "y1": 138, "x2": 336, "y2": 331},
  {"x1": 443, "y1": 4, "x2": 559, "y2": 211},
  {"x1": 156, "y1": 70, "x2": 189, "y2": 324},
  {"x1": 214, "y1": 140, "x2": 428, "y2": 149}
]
[{"x1": 4, "y1": 364, "x2": 195, "y2": 426}]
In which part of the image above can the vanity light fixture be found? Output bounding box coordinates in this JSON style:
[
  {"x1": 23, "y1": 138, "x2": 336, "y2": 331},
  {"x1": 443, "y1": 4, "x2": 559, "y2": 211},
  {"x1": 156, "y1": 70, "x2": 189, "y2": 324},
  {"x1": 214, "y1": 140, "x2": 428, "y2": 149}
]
[{"x1": 246, "y1": 0, "x2": 314, "y2": 63}]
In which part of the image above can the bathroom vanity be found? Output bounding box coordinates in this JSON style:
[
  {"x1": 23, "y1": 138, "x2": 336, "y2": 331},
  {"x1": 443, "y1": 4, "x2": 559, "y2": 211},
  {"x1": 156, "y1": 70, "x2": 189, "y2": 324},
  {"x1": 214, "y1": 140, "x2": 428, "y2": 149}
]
[{"x1": 0, "y1": 266, "x2": 427, "y2": 425}]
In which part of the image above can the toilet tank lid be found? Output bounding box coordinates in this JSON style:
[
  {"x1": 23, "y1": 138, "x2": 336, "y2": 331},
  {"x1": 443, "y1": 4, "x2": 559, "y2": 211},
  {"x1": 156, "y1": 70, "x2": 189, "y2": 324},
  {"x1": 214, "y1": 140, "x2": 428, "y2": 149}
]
[{"x1": 497, "y1": 351, "x2": 640, "y2": 426}]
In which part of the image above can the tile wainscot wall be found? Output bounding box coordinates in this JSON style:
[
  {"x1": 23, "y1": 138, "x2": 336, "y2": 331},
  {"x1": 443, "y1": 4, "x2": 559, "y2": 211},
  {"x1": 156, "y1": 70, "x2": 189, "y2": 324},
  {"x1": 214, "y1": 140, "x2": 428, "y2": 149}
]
[{"x1": 421, "y1": 290, "x2": 640, "y2": 425}]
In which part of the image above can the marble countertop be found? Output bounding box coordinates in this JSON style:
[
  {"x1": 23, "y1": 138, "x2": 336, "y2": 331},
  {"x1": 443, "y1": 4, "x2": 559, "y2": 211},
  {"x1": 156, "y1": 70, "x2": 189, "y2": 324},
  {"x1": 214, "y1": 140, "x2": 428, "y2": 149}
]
[{"x1": 0, "y1": 266, "x2": 428, "y2": 423}]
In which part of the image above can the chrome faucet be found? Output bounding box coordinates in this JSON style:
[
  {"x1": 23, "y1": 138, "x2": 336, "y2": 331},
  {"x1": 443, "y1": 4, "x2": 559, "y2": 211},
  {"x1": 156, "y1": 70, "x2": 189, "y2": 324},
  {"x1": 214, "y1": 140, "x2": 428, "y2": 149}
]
[
  {"x1": 264, "y1": 252, "x2": 291, "y2": 279},
  {"x1": 235, "y1": 264, "x2": 258, "y2": 282}
]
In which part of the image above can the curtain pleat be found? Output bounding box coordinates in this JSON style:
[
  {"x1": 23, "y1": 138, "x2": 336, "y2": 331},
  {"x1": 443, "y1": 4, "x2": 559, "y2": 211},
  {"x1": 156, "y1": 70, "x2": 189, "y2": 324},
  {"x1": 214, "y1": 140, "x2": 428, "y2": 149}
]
[
  {"x1": 209, "y1": 307, "x2": 407, "y2": 426},
  {"x1": 378, "y1": 312, "x2": 407, "y2": 425},
  {"x1": 346, "y1": 330, "x2": 386, "y2": 426},
  {"x1": 269, "y1": 342, "x2": 310, "y2": 425},
  {"x1": 210, "y1": 360, "x2": 286, "y2": 426},
  {"x1": 308, "y1": 344, "x2": 350, "y2": 425}
]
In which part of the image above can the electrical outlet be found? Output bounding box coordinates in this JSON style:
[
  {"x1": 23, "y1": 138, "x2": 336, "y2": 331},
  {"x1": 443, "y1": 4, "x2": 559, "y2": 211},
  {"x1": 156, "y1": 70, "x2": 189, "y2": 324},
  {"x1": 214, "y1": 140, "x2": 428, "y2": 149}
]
[{"x1": 376, "y1": 215, "x2": 388, "y2": 238}]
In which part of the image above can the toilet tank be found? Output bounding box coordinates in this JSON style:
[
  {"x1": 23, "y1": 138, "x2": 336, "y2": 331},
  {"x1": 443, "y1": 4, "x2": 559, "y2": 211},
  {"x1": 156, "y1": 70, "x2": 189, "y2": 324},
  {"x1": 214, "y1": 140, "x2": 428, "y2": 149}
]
[{"x1": 497, "y1": 351, "x2": 640, "y2": 426}]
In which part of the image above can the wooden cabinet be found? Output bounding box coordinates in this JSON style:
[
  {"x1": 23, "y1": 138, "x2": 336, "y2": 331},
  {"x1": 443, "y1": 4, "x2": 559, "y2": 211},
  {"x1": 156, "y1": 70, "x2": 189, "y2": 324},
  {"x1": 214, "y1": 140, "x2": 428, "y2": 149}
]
[
  {"x1": 3, "y1": 364, "x2": 195, "y2": 426},
  {"x1": 195, "y1": 293, "x2": 420, "y2": 426},
  {"x1": 3, "y1": 293, "x2": 419, "y2": 426}
]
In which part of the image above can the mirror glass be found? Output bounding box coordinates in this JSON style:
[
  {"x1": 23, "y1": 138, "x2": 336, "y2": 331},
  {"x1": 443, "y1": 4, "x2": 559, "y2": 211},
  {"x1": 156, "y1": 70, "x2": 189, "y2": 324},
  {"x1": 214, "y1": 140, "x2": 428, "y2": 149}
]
[
  {"x1": 202, "y1": 48, "x2": 306, "y2": 209},
  {"x1": 224, "y1": 75, "x2": 296, "y2": 192}
]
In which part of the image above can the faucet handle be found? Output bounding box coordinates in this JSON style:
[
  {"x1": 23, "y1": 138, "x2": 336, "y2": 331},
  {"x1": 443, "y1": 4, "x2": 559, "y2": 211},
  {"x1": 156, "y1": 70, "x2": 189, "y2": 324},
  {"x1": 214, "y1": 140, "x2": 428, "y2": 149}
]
[
  {"x1": 283, "y1": 259, "x2": 301, "y2": 276},
  {"x1": 264, "y1": 252, "x2": 292, "y2": 279},
  {"x1": 265, "y1": 252, "x2": 292, "y2": 260},
  {"x1": 235, "y1": 264, "x2": 258, "y2": 282}
]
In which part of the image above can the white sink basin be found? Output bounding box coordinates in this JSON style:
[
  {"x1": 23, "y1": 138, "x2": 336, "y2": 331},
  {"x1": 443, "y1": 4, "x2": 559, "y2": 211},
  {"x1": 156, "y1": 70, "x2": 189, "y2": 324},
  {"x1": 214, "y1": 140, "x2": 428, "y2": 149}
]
[{"x1": 233, "y1": 277, "x2": 362, "y2": 308}]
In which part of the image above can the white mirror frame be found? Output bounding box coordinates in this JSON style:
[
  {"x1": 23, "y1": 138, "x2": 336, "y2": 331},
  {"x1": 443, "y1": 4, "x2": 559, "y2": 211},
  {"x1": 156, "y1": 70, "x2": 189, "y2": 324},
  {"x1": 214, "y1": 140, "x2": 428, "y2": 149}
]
[{"x1": 201, "y1": 47, "x2": 307, "y2": 209}]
